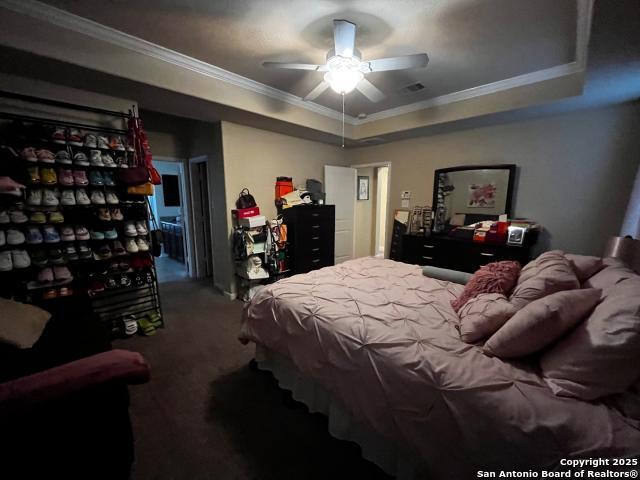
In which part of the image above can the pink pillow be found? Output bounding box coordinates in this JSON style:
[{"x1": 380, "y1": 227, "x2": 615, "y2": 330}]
[
  {"x1": 540, "y1": 277, "x2": 640, "y2": 400},
  {"x1": 483, "y1": 288, "x2": 601, "y2": 358},
  {"x1": 451, "y1": 261, "x2": 521, "y2": 312},
  {"x1": 565, "y1": 254, "x2": 604, "y2": 282},
  {"x1": 457, "y1": 293, "x2": 518, "y2": 343}
]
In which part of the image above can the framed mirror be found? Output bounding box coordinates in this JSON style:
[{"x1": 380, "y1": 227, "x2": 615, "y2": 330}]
[{"x1": 432, "y1": 164, "x2": 516, "y2": 233}]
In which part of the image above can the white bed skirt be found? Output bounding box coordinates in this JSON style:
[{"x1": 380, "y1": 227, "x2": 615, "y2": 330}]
[{"x1": 255, "y1": 345, "x2": 424, "y2": 480}]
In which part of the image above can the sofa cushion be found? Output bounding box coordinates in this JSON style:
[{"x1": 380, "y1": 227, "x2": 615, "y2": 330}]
[
  {"x1": 565, "y1": 254, "x2": 604, "y2": 283},
  {"x1": 458, "y1": 293, "x2": 518, "y2": 343},
  {"x1": 510, "y1": 250, "x2": 579, "y2": 310},
  {"x1": 0, "y1": 298, "x2": 51, "y2": 349},
  {"x1": 483, "y1": 288, "x2": 601, "y2": 359},
  {"x1": 582, "y1": 257, "x2": 636, "y2": 290},
  {"x1": 540, "y1": 277, "x2": 640, "y2": 400},
  {"x1": 451, "y1": 261, "x2": 521, "y2": 312}
]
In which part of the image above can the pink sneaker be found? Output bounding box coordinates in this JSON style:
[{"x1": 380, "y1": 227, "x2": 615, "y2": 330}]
[
  {"x1": 58, "y1": 168, "x2": 74, "y2": 186},
  {"x1": 36, "y1": 149, "x2": 55, "y2": 163},
  {"x1": 73, "y1": 170, "x2": 89, "y2": 186}
]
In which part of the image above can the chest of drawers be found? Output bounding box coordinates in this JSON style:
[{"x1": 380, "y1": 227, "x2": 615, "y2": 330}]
[{"x1": 282, "y1": 205, "x2": 335, "y2": 274}]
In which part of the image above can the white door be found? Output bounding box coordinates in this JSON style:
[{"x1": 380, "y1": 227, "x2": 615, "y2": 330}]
[{"x1": 324, "y1": 165, "x2": 356, "y2": 264}]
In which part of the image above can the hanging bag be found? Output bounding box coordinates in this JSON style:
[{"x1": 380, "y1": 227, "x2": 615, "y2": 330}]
[
  {"x1": 146, "y1": 198, "x2": 163, "y2": 257},
  {"x1": 236, "y1": 188, "x2": 257, "y2": 209}
]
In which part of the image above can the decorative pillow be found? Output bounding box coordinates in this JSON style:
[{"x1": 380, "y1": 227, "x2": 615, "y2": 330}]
[
  {"x1": 483, "y1": 288, "x2": 601, "y2": 358},
  {"x1": 540, "y1": 277, "x2": 640, "y2": 400},
  {"x1": 565, "y1": 253, "x2": 604, "y2": 283},
  {"x1": 0, "y1": 298, "x2": 51, "y2": 348},
  {"x1": 509, "y1": 250, "x2": 579, "y2": 310},
  {"x1": 451, "y1": 261, "x2": 521, "y2": 312},
  {"x1": 582, "y1": 257, "x2": 635, "y2": 290},
  {"x1": 458, "y1": 293, "x2": 518, "y2": 343}
]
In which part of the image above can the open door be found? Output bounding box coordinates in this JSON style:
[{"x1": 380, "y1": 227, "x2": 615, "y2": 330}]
[{"x1": 324, "y1": 165, "x2": 356, "y2": 264}]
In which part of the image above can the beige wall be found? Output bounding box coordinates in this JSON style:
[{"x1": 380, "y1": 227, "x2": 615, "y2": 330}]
[
  {"x1": 349, "y1": 102, "x2": 640, "y2": 257},
  {"x1": 354, "y1": 166, "x2": 376, "y2": 258}
]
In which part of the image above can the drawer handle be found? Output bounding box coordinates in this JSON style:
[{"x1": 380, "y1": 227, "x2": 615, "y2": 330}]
[
  {"x1": 311, "y1": 213, "x2": 320, "y2": 217},
  {"x1": 312, "y1": 248, "x2": 320, "y2": 252},
  {"x1": 311, "y1": 225, "x2": 320, "y2": 229},
  {"x1": 480, "y1": 252, "x2": 495, "y2": 257},
  {"x1": 311, "y1": 236, "x2": 320, "y2": 240},
  {"x1": 422, "y1": 255, "x2": 433, "y2": 260},
  {"x1": 423, "y1": 245, "x2": 435, "y2": 249},
  {"x1": 311, "y1": 259, "x2": 320, "y2": 263}
]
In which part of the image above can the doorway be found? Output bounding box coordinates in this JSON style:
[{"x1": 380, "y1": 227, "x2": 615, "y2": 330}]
[
  {"x1": 353, "y1": 163, "x2": 391, "y2": 258},
  {"x1": 189, "y1": 156, "x2": 214, "y2": 279},
  {"x1": 374, "y1": 166, "x2": 389, "y2": 258}
]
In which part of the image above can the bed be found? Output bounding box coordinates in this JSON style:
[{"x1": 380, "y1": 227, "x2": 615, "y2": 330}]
[{"x1": 239, "y1": 257, "x2": 640, "y2": 478}]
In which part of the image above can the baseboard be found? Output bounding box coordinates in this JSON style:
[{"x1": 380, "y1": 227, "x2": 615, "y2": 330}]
[{"x1": 214, "y1": 282, "x2": 237, "y2": 300}]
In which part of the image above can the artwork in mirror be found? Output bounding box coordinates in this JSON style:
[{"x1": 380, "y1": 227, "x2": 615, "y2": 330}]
[{"x1": 432, "y1": 165, "x2": 515, "y2": 233}]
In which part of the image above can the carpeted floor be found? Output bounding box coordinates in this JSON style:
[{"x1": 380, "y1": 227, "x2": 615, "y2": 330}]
[{"x1": 115, "y1": 278, "x2": 391, "y2": 480}]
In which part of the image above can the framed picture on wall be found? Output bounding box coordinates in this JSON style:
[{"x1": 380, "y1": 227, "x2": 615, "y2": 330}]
[{"x1": 357, "y1": 176, "x2": 369, "y2": 200}]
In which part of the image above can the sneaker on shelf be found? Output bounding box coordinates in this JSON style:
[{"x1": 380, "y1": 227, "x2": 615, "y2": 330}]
[
  {"x1": 116, "y1": 156, "x2": 129, "y2": 168},
  {"x1": 105, "y1": 190, "x2": 119, "y2": 205},
  {"x1": 132, "y1": 272, "x2": 145, "y2": 287},
  {"x1": 11, "y1": 249, "x2": 31, "y2": 269},
  {"x1": 90, "y1": 230, "x2": 105, "y2": 240},
  {"x1": 42, "y1": 289, "x2": 58, "y2": 300},
  {"x1": 0, "y1": 211, "x2": 9, "y2": 223},
  {"x1": 26, "y1": 227, "x2": 43, "y2": 244},
  {"x1": 120, "y1": 273, "x2": 132, "y2": 287},
  {"x1": 27, "y1": 166, "x2": 40, "y2": 184},
  {"x1": 38, "y1": 267, "x2": 54, "y2": 283},
  {"x1": 75, "y1": 188, "x2": 91, "y2": 205},
  {"x1": 52, "y1": 187, "x2": 61, "y2": 199},
  {"x1": 107, "y1": 260, "x2": 120, "y2": 273},
  {"x1": 135, "y1": 221, "x2": 148, "y2": 235},
  {"x1": 43, "y1": 225, "x2": 60, "y2": 244},
  {"x1": 124, "y1": 221, "x2": 137, "y2": 237},
  {"x1": 77, "y1": 242, "x2": 92, "y2": 259},
  {"x1": 36, "y1": 149, "x2": 55, "y2": 163},
  {"x1": 31, "y1": 249, "x2": 48, "y2": 267},
  {"x1": 10, "y1": 210, "x2": 28, "y2": 223},
  {"x1": 42, "y1": 189, "x2": 59, "y2": 206},
  {"x1": 48, "y1": 248, "x2": 64, "y2": 265},
  {"x1": 112, "y1": 240, "x2": 126, "y2": 256},
  {"x1": 104, "y1": 228, "x2": 118, "y2": 240},
  {"x1": 98, "y1": 208, "x2": 111, "y2": 221},
  {"x1": 53, "y1": 265, "x2": 72, "y2": 280},
  {"x1": 125, "y1": 238, "x2": 139, "y2": 253},
  {"x1": 102, "y1": 154, "x2": 117, "y2": 168},
  {"x1": 109, "y1": 136, "x2": 125, "y2": 151},
  {"x1": 125, "y1": 139, "x2": 135, "y2": 152},
  {"x1": 91, "y1": 190, "x2": 106, "y2": 205},
  {"x1": 103, "y1": 171, "x2": 116, "y2": 186},
  {"x1": 75, "y1": 225, "x2": 90, "y2": 241},
  {"x1": 55, "y1": 150, "x2": 72, "y2": 165},
  {"x1": 88, "y1": 279, "x2": 105, "y2": 295},
  {"x1": 135, "y1": 237, "x2": 150, "y2": 252},
  {"x1": 64, "y1": 244, "x2": 79, "y2": 261},
  {"x1": 0, "y1": 251, "x2": 12, "y2": 271},
  {"x1": 89, "y1": 170, "x2": 104, "y2": 186},
  {"x1": 58, "y1": 286, "x2": 73, "y2": 297},
  {"x1": 89, "y1": 150, "x2": 104, "y2": 167},
  {"x1": 97, "y1": 136, "x2": 110, "y2": 150},
  {"x1": 123, "y1": 315, "x2": 138, "y2": 336},
  {"x1": 60, "y1": 225, "x2": 75, "y2": 241},
  {"x1": 73, "y1": 170, "x2": 89, "y2": 186},
  {"x1": 51, "y1": 127, "x2": 66, "y2": 144},
  {"x1": 27, "y1": 189, "x2": 42, "y2": 206},
  {"x1": 73, "y1": 152, "x2": 90, "y2": 166},
  {"x1": 84, "y1": 133, "x2": 97, "y2": 149},
  {"x1": 30, "y1": 211, "x2": 46, "y2": 224},
  {"x1": 40, "y1": 167, "x2": 57, "y2": 185},
  {"x1": 48, "y1": 211, "x2": 64, "y2": 224},
  {"x1": 61, "y1": 189, "x2": 76, "y2": 206},
  {"x1": 0, "y1": 230, "x2": 4, "y2": 247},
  {"x1": 96, "y1": 244, "x2": 112, "y2": 259},
  {"x1": 110, "y1": 208, "x2": 124, "y2": 221},
  {"x1": 105, "y1": 275, "x2": 118, "y2": 289},
  {"x1": 20, "y1": 147, "x2": 38, "y2": 162},
  {"x1": 7, "y1": 229, "x2": 25, "y2": 245},
  {"x1": 58, "y1": 168, "x2": 74, "y2": 186},
  {"x1": 119, "y1": 260, "x2": 130, "y2": 271},
  {"x1": 67, "y1": 128, "x2": 83, "y2": 147}
]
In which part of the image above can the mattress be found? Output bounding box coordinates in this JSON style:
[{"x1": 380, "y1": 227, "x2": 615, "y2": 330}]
[{"x1": 239, "y1": 257, "x2": 640, "y2": 478}]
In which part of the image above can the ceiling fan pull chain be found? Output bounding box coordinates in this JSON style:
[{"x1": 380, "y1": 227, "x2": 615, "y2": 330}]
[{"x1": 342, "y1": 93, "x2": 345, "y2": 149}]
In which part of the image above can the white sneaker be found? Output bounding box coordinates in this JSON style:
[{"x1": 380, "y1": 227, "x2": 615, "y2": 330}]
[
  {"x1": 61, "y1": 189, "x2": 76, "y2": 206},
  {"x1": 0, "y1": 211, "x2": 8, "y2": 224},
  {"x1": 135, "y1": 237, "x2": 149, "y2": 252},
  {"x1": 105, "y1": 190, "x2": 119, "y2": 205},
  {"x1": 27, "y1": 189, "x2": 42, "y2": 206},
  {"x1": 90, "y1": 190, "x2": 106, "y2": 205},
  {"x1": 7, "y1": 229, "x2": 25, "y2": 245},
  {"x1": 0, "y1": 251, "x2": 12, "y2": 271},
  {"x1": 11, "y1": 249, "x2": 31, "y2": 268},
  {"x1": 90, "y1": 150, "x2": 104, "y2": 167},
  {"x1": 76, "y1": 189, "x2": 91, "y2": 205},
  {"x1": 97, "y1": 136, "x2": 109, "y2": 149},
  {"x1": 0, "y1": 230, "x2": 5, "y2": 246},
  {"x1": 135, "y1": 221, "x2": 148, "y2": 235},
  {"x1": 124, "y1": 221, "x2": 137, "y2": 237},
  {"x1": 84, "y1": 134, "x2": 97, "y2": 148},
  {"x1": 102, "y1": 155, "x2": 117, "y2": 168},
  {"x1": 73, "y1": 152, "x2": 90, "y2": 166},
  {"x1": 10, "y1": 210, "x2": 28, "y2": 223},
  {"x1": 42, "y1": 189, "x2": 59, "y2": 206},
  {"x1": 125, "y1": 238, "x2": 139, "y2": 253}
]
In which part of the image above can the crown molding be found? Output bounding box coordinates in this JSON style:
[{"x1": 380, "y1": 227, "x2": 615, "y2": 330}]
[{"x1": 0, "y1": 0, "x2": 592, "y2": 128}]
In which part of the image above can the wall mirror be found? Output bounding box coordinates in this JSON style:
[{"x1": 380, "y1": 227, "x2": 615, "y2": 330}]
[{"x1": 432, "y1": 164, "x2": 516, "y2": 232}]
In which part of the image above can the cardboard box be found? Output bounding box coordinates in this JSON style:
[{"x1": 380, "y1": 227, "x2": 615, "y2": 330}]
[{"x1": 239, "y1": 215, "x2": 266, "y2": 228}]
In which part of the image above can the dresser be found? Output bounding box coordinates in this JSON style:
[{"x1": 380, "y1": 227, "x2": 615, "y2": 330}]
[
  {"x1": 402, "y1": 234, "x2": 535, "y2": 273},
  {"x1": 282, "y1": 205, "x2": 335, "y2": 274}
]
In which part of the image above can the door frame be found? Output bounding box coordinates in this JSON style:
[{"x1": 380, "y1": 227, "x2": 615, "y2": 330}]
[
  {"x1": 350, "y1": 161, "x2": 392, "y2": 258},
  {"x1": 188, "y1": 155, "x2": 214, "y2": 279}
]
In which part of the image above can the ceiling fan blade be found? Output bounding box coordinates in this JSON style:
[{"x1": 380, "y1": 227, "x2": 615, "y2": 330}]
[
  {"x1": 333, "y1": 20, "x2": 356, "y2": 57},
  {"x1": 356, "y1": 79, "x2": 385, "y2": 103},
  {"x1": 304, "y1": 81, "x2": 330, "y2": 101},
  {"x1": 361, "y1": 53, "x2": 429, "y2": 73},
  {"x1": 262, "y1": 62, "x2": 327, "y2": 71}
]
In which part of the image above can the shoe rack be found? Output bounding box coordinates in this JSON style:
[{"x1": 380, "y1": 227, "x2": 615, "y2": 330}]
[{"x1": 0, "y1": 91, "x2": 163, "y2": 339}]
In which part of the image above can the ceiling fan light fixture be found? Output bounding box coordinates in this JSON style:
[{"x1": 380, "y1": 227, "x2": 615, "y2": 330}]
[{"x1": 324, "y1": 69, "x2": 364, "y2": 94}]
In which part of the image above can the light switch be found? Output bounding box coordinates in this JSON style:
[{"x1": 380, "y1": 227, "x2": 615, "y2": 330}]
[
  {"x1": 401, "y1": 199, "x2": 410, "y2": 208},
  {"x1": 401, "y1": 191, "x2": 411, "y2": 199}
]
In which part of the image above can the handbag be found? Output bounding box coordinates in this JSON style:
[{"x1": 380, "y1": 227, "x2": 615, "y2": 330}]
[
  {"x1": 119, "y1": 151, "x2": 150, "y2": 186},
  {"x1": 128, "y1": 182, "x2": 154, "y2": 196},
  {"x1": 128, "y1": 113, "x2": 162, "y2": 186},
  {"x1": 146, "y1": 198, "x2": 163, "y2": 257},
  {"x1": 236, "y1": 188, "x2": 257, "y2": 209}
]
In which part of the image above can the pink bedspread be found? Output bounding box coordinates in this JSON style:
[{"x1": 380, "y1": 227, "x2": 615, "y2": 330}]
[{"x1": 239, "y1": 257, "x2": 640, "y2": 477}]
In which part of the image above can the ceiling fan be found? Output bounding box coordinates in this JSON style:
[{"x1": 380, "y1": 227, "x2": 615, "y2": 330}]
[{"x1": 263, "y1": 19, "x2": 429, "y2": 103}]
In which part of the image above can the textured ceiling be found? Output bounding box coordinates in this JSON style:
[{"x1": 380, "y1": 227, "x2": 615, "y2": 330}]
[{"x1": 41, "y1": 0, "x2": 578, "y2": 117}]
